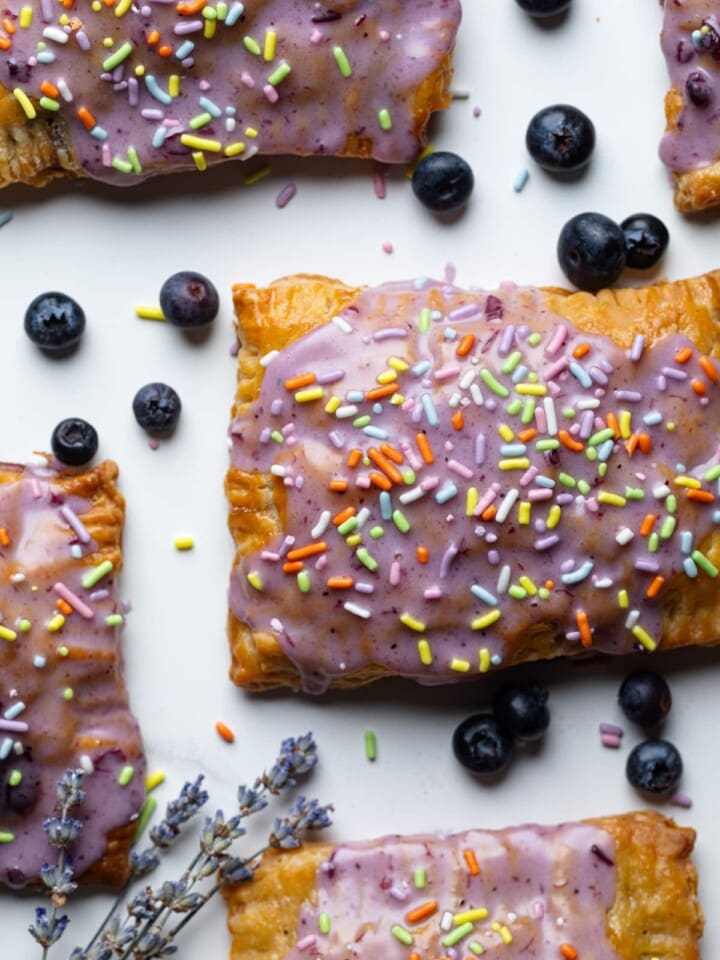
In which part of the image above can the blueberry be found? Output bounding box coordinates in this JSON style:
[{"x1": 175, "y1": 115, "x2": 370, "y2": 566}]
[
  {"x1": 620, "y1": 214, "x2": 670, "y2": 271},
  {"x1": 515, "y1": 0, "x2": 571, "y2": 16},
  {"x1": 24, "y1": 292, "x2": 86, "y2": 352},
  {"x1": 452, "y1": 714, "x2": 514, "y2": 775},
  {"x1": 686, "y1": 70, "x2": 713, "y2": 109},
  {"x1": 133, "y1": 382, "x2": 182, "y2": 437},
  {"x1": 159, "y1": 271, "x2": 219, "y2": 328},
  {"x1": 618, "y1": 671, "x2": 672, "y2": 727},
  {"x1": 51, "y1": 417, "x2": 98, "y2": 466},
  {"x1": 557, "y1": 212, "x2": 626, "y2": 292},
  {"x1": 526, "y1": 105, "x2": 595, "y2": 173},
  {"x1": 626, "y1": 739, "x2": 683, "y2": 795},
  {"x1": 493, "y1": 683, "x2": 550, "y2": 742},
  {"x1": 411, "y1": 151, "x2": 474, "y2": 213},
  {"x1": 1, "y1": 756, "x2": 40, "y2": 814}
]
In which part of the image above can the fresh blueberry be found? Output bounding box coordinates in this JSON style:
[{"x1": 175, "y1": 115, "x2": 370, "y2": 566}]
[
  {"x1": 686, "y1": 70, "x2": 713, "y2": 109},
  {"x1": 51, "y1": 417, "x2": 98, "y2": 466},
  {"x1": 515, "y1": 0, "x2": 571, "y2": 16},
  {"x1": 557, "y1": 212, "x2": 626, "y2": 292},
  {"x1": 493, "y1": 683, "x2": 550, "y2": 742},
  {"x1": 626, "y1": 739, "x2": 682, "y2": 795},
  {"x1": 452, "y1": 714, "x2": 514, "y2": 775},
  {"x1": 411, "y1": 151, "x2": 474, "y2": 213},
  {"x1": 133, "y1": 382, "x2": 182, "y2": 437},
  {"x1": 620, "y1": 213, "x2": 670, "y2": 270},
  {"x1": 618, "y1": 671, "x2": 672, "y2": 727},
  {"x1": 526, "y1": 105, "x2": 595, "y2": 173},
  {"x1": 159, "y1": 271, "x2": 219, "y2": 328},
  {"x1": 1, "y1": 756, "x2": 41, "y2": 813},
  {"x1": 24, "y1": 292, "x2": 85, "y2": 352}
]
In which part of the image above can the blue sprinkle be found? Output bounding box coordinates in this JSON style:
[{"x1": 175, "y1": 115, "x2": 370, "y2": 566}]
[
  {"x1": 152, "y1": 126, "x2": 168, "y2": 148},
  {"x1": 363, "y1": 425, "x2": 388, "y2": 440},
  {"x1": 33, "y1": 655, "x2": 46, "y2": 668},
  {"x1": 90, "y1": 125, "x2": 108, "y2": 140},
  {"x1": 500, "y1": 443, "x2": 527, "y2": 457},
  {"x1": 37, "y1": 51, "x2": 56, "y2": 63},
  {"x1": 421, "y1": 393, "x2": 438, "y2": 427},
  {"x1": 597, "y1": 439, "x2": 615, "y2": 461},
  {"x1": 683, "y1": 556, "x2": 698, "y2": 578},
  {"x1": 513, "y1": 167, "x2": 530, "y2": 192},
  {"x1": 175, "y1": 40, "x2": 195, "y2": 59},
  {"x1": 643, "y1": 410, "x2": 663, "y2": 426},
  {"x1": 225, "y1": 1, "x2": 245, "y2": 26},
  {"x1": 198, "y1": 96, "x2": 221, "y2": 117},
  {"x1": 379, "y1": 491, "x2": 392, "y2": 521},
  {"x1": 680, "y1": 530, "x2": 693, "y2": 555},
  {"x1": 714, "y1": 510, "x2": 720, "y2": 524},
  {"x1": 412, "y1": 360, "x2": 431, "y2": 377},
  {"x1": 561, "y1": 561, "x2": 594, "y2": 585},
  {"x1": 346, "y1": 390, "x2": 364, "y2": 403},
  {"x1": 435, "y1": 483, "x2": 458, "y2": 504},
  {"x1": 535, "y1": 476, "x2": 555, "y2": 488},
  {"x1": 443, "y1": 327, "x2": 458, "y2": 340},
  {"x1": 145, "y1": 75, "x2": 172, "y2": 105},
  {"x1": 470, "y1": 584, "x2": 497, "y2": 606},
  {"x1": 372, "y1": 403, "x2": 383, "y2": 415},
  {"x1": 225, "y1": 105, "x2": 237, "y2": 116},
  {"x1": 569, "y1": 361, "x2": 592, "y2": 389},
  {"x1": 511, "y1": 365, "x2": 528, "y2": 384},
  {"x1": 431, "y1": 310, "x2": 443, "y2": 322}
]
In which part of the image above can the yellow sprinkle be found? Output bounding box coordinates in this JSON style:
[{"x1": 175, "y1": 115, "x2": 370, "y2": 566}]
[
  {"x1": 450, "y1": 658, "x2": 470, "y2": 673},
  {"x1": 632, "y1": 624, "x2": 657, "y2": 651},
  {"x1": 466, "y1": 487, "x2": 479, "y2": 517},
  {"x1": 204, "y1": 17, "x2": 216, "y2": 38},
  {"x1": 325, "y1": 396, "x2": 341, "y2": 414},
  {"x1": 514, "y1": 383, "x2": 547, "y2": 396},
  {"x1": 345, "y1": 534, "x2": 361, "y2": 547},
  {"x1": 168, "y1": 74, "x2": 180, "y2": 97},
  {"x1": 135, "y1": 304, "x2": 165, "y2": 321},
  {"x1": 19, "y1": 6, "x2": 32, "y2": 27},
  {"x1": 224, "y1": 141, "x2": 246, "y2": 157},
  {"x1": 518, "y1": 576, "x2": 537, "y2": 596},
  {"x1": 12, "y1": 87, "x2": 36, "y2": 119},
  {"x1": 597, "y1": 491, "x2": 627, "y2": 507},
  {"x1": 247, "y1": 572, "x2": 263, "y2": 591},
  {"x1": 619, "y1": 410, "x2": 632, "y2": 439},
  {"x1": 102, "y1": 36, "x2": 113, "y2": 47},
  {"x1": 471, "y1": 609, "x2": 501, "y2": 631},
  {"x1": 62, "y1": 687, "x2": 74, "y2": 701},
  {"x1": 454, "y1": 909, "x2": 489, "y2": 925},
  {"x1": 499, "y1": 458, "x2": 530, "y2": 471},
  {"x1": 47, "y1": 614, "x2": 65, "y2": 633},
  {"x1": 547, "y1": 505, "x2": 562, "y2": 529},
  {"x1": 115, "y1": 0, "x2": 132, "y2": 15},
  {"x1": 400, "y1": 613, "x2": 426, "y2": 633},
  {"x1": 478, "y1": 647, "x2": 490, "y2": 672},
  {"x1": 91, "y1": 0, "x2": 102, "y2": 9},
  {"x1": 245, "y1": 126, "x2": 258, "y2": 138},
  {"x1": 59, "y1": 13, "x2": 70, "y2": 25},
  {"x1": 617, "y1": 589, "x2": 629, "y2": 609},
  {"x1": 390, "y1": 393, "x2": 405, "y2": 405},
  {"x1": 388, "y1": 356, "x2": 409, "y2": 372},
  {"x1": 0, "y1": 625, "x2": 17, "y2": 642},
  {"x1": 134, "y1": 64, "x2": 145, "y2": 77},
  {"x1": 192, "y1": 150, "x2": 207, "y2": 172},
  {"x1": 179, "y1": 134, "x2": 222, "y2": 152},
  {"x1": 666, "y1": 421, "x2": 676, "y2": 431},
  {"x1": 174, "y1": 536, "x2": 194, "y2": 551},
  {"x1": 417, "y1": 639, "x2": 432, "y2": 665},
  {"x1": 263, "y1": 28, "x2": 276, "y2": 61},
  {"x1": 145, "y1": 769, "x2": 166, "y2": 792},
  {"x1": 499, "y1": 926, "x2": 513, "y2": 945},
  {"x1": 674, "y1": 475, "x2": 702, "y2": 489},
  {"x1": 295, "y1": 386, "x2": 325, "y2": 403},
  {"x1": 497, "y1": 424, "x2": 514, "y2": 442},
  {"x1": 376, "y1": 369, "x2": 397, "y2": 385},
  {"x1": 517, "y1": 501, "x2": 531, "y2": 525}
]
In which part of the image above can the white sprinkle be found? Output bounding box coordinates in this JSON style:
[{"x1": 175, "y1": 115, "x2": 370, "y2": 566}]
[
  {"x1": 260, "y1": 349, "x2": 279, "y2": 367},
  {"x1": 497, "y1": 564, "x2": 511, "y2": 594},
  {"x1": 615, "y1": 527, "x2": 634, "y2": 545},
  {"x1": 513, "y1": 167, "x2": 529, "y2": 192},
  {"x1": 344, "y1": 602, "x2": 371, "y2": 619},
  {"x1": 495, "y1": 489, "x2": 519, "y2": 523},
  {"x1": 332, "y1": 315, "x2": 353, "y2": 334},
  {"x1": 543, "y1": 397, "x2": 558, "y2": 435},
  {"x1": 311, "y1": 511, "x2": 331, "y2": 539}
]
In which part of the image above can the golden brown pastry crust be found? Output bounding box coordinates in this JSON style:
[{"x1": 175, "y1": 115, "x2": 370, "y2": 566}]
[
  {"x1": 662, "y1": 85, "x2": 720, "y2": 213},
  {"x1": 226, "y1": 270, "x2": 720, "y2": 691},
  {"x1": 223, "y1": 812, "x2": 702, "y2": 960}
]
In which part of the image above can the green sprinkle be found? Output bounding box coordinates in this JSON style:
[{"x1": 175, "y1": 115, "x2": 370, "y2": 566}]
[
  {"x1": 527, "y1": 332, "x2": 542, "y2": 346},
  {"x1": 270, "y1": 430, "x2": 284, "y2": 443},
  {"x1": 82, "y1": 560, "x2": 113, "y2": 589},
  {"x1": 202, "y1": 4, "x2": 217, "y2": 16},
  {"x1": 538, "y1": 587, "x2": 550, "y2": 600},
  {"x1": 132, "y1": 795, "x2": 157, "y2": 845},
  {"x1": 660, "y1": 516, "x2": 676, "y2": 539},
  {"x1": 102, "y1": 40, "x2": 133, "y2": 71},
  {"x1": 413, "y1": 867, "x2": 426, "y2": 888},
  {"x1": 352, "y1": 415, "x2": 371, "y2": 428},
  {"x1": 558, "y1": 472, "x2": 576, "y2": 488},
  {"x1": 8, "y1": 769, "x2": 22, "y2": 787},
  {"x1": 364, "y1": 730, "x2": 377, "y2": 761},
  {"x1": 527, "y1": 370, "x2": 539, "y2": 383},
  {"x1": 666, "y1": 494, "x2": 677, "y2": 514},
  {"x1": 585, "y1": 446, "x2": 598, "y2": 461},
  {"x1": 0, "y1": 832, "x2": 14, "y2": 843},
  {"x1": 243, "y1": 165, "x2": 272, "y2": 185},
  {"x1": 508, "y1": 584, "x2": 527, "y2": 600},
  {"x1": 62, "y1": 687, "x2": 74, "y2": 701},
  {"x1": 356, "y1": 547, "x2": 378, "y2": 572},
  {"x1": 189, "y1": 111, "x2": 213, "y2": 130},
  {"x1": 598, "y1": 461, "x2": 608, "y2": 478},
  {"x1": 267, "y1": 61, "x2": 291, "y2": 86},
  {"x1": 480, "y1": 368, "x2": 509, "y2": 397},
  {"x1": 118, "y1": 764, "x2": 135, "y2": 786},
  {"x1": 318, "y1": 913, "x2": 331, "y2": 935},
  {"x1": 39, "y1": 96, "x2": 60, "y2": 111},
  {"x1": 338, "y1": 517, "x2": 359, "y2": 535},
  {"x1": 392, "y1": 509, "x2": 410, "y2": 533},
  {"x1": 391, "y1": 925, "x2": 414, "y2": 946},
  {"x1": 624, "y1": 487, "x2": 645, "y2": 500},
  {"x1": 105, "y1": 613, "x2": 124, "y2": 627},
  {"x1": 443, "y1": 922, "x2": 474, "y2": 947},
  {"x1": 520, "y1": 398, "x2": 536, "y2": 424},
  {"x1": 505, "y1": 398, "x2": 522, "y2": 416},
  {"x1": 216, "y1": 1, "x2": 227, "y2": 18},
  {"x1": 243, "y1": 35, "x2": 261, "y2": 55},
  {"x1": 535, "y1": 439, "x2": 559, "y2": 451},
  {"x1": 577, "y1": 479, "x2": 591, "y2": 495},
  {"x1": 692, "y1": 550, "x2": 719, "y2": 577},
  {"x1": 418, "y1": 307, "x2": 431, "y2": 333},
  {"x1": 501, "y1": 351, "x2": 522, "y2": 374},
  {"x1": 402, "y1": 469, "x2": 416, "y2": 485},
  {"x1": 297, "y1": 570, "x2": 311, "y2": 593},
  {"x1": 111, "y1": 157, "x2": 133, "y2": 174},
  {"x1": 469, "y1": 942, "x2": 485, "y2": 956},
  {"x1": 589, "y1": 427, "x2": 615, "y2": 447},
  {"x1": 370, "y1": 526, "x2": 385, "y2": 539},
  {"x1": 18, "y1": 619, "x2": 31, "y2": 633},
  {"x1": 333, "y1": 45, "x2": 352, "y2": 77},
  {"x1": 562, "y1": 407, "x2": 575, "y2": 419},
  {"x1": 127, "y1": 146, "x2": 141, "y2": 174},
  {"x1": 647, "y1": 532, "x2": 659, "y2": 554},
  {"x1": 378, "y1": 107, "x2": 392, "y2": 130},
  {"x1": 704, "y1": 464, "x2": 720, "y2": 482}
]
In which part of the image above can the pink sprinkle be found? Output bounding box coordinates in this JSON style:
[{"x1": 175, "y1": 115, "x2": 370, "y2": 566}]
[
  {"x1": 424, "y1": 585, "x2": 442, "y2": 600},
  {"x1": 297, "y1": 935, "x2": 317, "y2": 952},
  {"x1": 401, "y1": 442, "x2": 423, "y2": 471},
  {"x1": 585, "y1": 497, "x2": 599, "y2": 513},
  {"x1": 472, "y1": 105, "x2": 481, "y2": 118},
  {"x1": 669, "y1": 791, "x2": 693, "y2": 809},
  {"x1": 198, "y1": 79, "x2": 211, "y2": 91},
  {"x1": 314, "y1": 554, "x2": 327, "y2": 571},
  {"x1": 545, "y1": 323, "x2": 568, "y2": 358},
  {"x1": 444, "y1": 262, "x2": 457, "y2": 284},
  {"x1": 420, "y1": 476, "x2": 439, "y2": 492},
  {"x1": 599, "y1": 722, "x2": 624, "y2": 737},
  {"x1": 532, "y1": 900, "x2": 545, "y2": 919},
  {"x1": 389, "y1": 560, "x2": 401, "y2": 586},
  {"x1": 263, "y1": 84, "x2": 279, "y2": 103},
  {"x1": 543, "y1": 357, "x2": 569, "y2": 381},
  {"x1": 379, "y1": 29, "x2": 390, "y2": 41},
  {"x1": 448, "y1": 459, "x2": 473, "y2": 480},
  {"x1": 149, "y1": 437, "x2": 160, "y2": 450},
  {"x1": 520, "y1": 465, "x2": 539, "y2": 487},
  {"x1": 0, "y1": 719, "x2": 29, "y2": 733},
  {"x1": 276, "y1": 182, "x2": 297, "y2": 208},
  {"x1": 53, "y1": 583, "x2": 94, "y2": 620},
  {"x1": 229, "y1": 340, "x2": 239, "y2": 357},
  {"x1": 382, "y1": 241, "x2": 394, "y2": 254},
  {"x1": 310, "y1": 28, "x2": 323, "y2": 44},
  {"x1": 102, "y1": 143, "x2": 111, "y2": 166},
  {"x1": 534, "y1": 406, "x2": 547, "y2": 433},
  {"x1": 241, "y1": 71, "x2": 255, "y2": 88},
  {"x1": 434, "y1": 364, "x2": 462, "y2": 382},
  {"x1": 373, "y1": 165, "x2": 387, "y2": 199},
  {"x1": 59, "y1": 505, "x2": 91, "y2": 544},
  {"x1": 528, "y1": 488, "x2": 553, "y2": 502},
  {"x1": 355, "y1": 475, "x2": 371, "y2": 489},
  {"x1": 389, "y1": 883, "x2": 408, "y2": 900},
  {"x1": 601, "y1": 733, "x2": 621, "y2": 749}
]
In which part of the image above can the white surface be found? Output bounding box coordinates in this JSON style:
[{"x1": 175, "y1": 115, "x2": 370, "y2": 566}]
[{"x1": 0, "y1": 1, "x2": 717, "y2": 956}]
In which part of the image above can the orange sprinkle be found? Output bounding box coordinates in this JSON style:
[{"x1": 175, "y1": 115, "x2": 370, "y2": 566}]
[
  {"x1": 576, "y1": 610, "x2": 592, "y2": 648},
  {"x1": 2, "y1": 18, "x2": 15, "y2": 34},
  {"x1": 481, "y1": 504, "x2": 497, "y2": 521},
  {"x1": 365, "y1": 383, "x2": 398, "y2": 401},
  {"x1": 646, "y1": 575, "x2": 665, "y2": 599},
  {"x1": 456, "y1": 333, "x2": 476, "y2": 357},
  {"x1": 177, "y1": 0, "x2": 206, "y2": 12},
  {"x1": 463, "y1": 848, "x2": 480, "y2": 875},
  {"x1": 347, "y1": 449, "x2": 362, "y2": 469},
  {"x1": 102, "y1": 0, "x2": 115, "y2": 8},
  {"x1": 416, "y1": 545, "x2": 429, "y2": 564},
  {"x1": 625, "y1": 434, "x2": 639, "y2": 457},
  {"x1": 691, "y1": 378, "x2": 706, "y2": 396},
  {"x1": 215, "y1": 721, "x2": 235, "y2": 743},
  {"x1": 675, "y1": 346, "x2": 693, "y2": 364},
  {"x1": 687, "y1": 488, "x2": 715, "y2": 503},
  {"x1": 147, "y1": 29, "x2": 160, "y2": 43},
  {"x1": 328, "y1": 479, "x2": 348, "y2": 493},
  {"x1": 77, "y1": 106, "x2": 96, "y2": 129},
  {"x1": 40, "y1": 80, "x2": 59, "y2": 98},
  {"x1": 286, "y1": 541, "x2": 327, "y2": 562},
  {"x1": 558, "y1": 429, "x2": 584, "y2": 453},
  {"x1": 0, "y1": 36, "x2": 11, "y2": 50},
  {"x1": 368, "y1": 448, "x2": 403, "y2": 484},
  {"x1": 518, "y1": 428, "x2": 537, "y2": 443},
  {"x1": 639, "y1": 513, "x2": 657, "y2": 537},
  {"x1": 544, "y1": 579, "x2": 555, "y2": 590},
  {"x1": 369, "y1": 471, "x2": 392, "y2": 491},
  {"x1": 452, "y1": 409, "x2": 464, "y2": 431},
  {"x1": 333, "y1": 507, "x2": 356, "y2": 526},
  {"x1": 380, "y1": 443, "x2": 403, "y2": 464},
  {"x1": 0, "y1": 528, "x2": 9, "y2": 547},
  {"x1": 699, "y1": 355, "x2": 719, "y2": 383},
  {"x1": 157, "y1": 43, "x2": 173, "y2": 56},
  {"x1": 409, "y1": 953, "x2": 420, "y2": 960},
  {"x1": 416, "y1": 432, "x2": 434, "y2": 465},
  {"x1": 282, "y1": 560, "x2": 304, "y2": 574},
  {"x1": 637, "y1": 433, "x2": 652, "y2": 454},
  {"x1": 406, "y1": 900, "x2": 439, "y2": 924},
  {"x1": 606, "y1": 411, "x2": 620, "y2": 438},
  {"x1": 326, "y1": 577, "x2": 354, "y2": 589},
  {"x1": 560, "y1": 944, "x2": 578, "y2": 960},
  {"x1": 572, "y1": 343, "x2": 590, "y2": 359},
  {"x1": 56, "y1": 599, "x2": 73, "y2": 617},
  {"x1": 284, "y1": 372, "x2": 316, "y2": 391}
]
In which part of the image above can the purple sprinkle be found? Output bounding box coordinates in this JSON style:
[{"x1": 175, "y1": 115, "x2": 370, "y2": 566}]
[
  {"x1": 229, "y1": 340, "x2": 239, "y2": 357},
  {"x1": 600, "y1": 733, "x2": 621, "y2": 749},
  {"x1": 259, "y1": 427, "x2": 271, "y2": 443},
  {"x1": 487, "y1": 549, "x2": 500, "y2": 565},
  {"x1": 635, "y1": 558, "x2": 660, "y2": 573},
  {"x1": 534, "y1": 534, "x2": 559, "y2": 551},
  {"x1": 449, "y1": 303, "x2": 482, "y2": 322},
  {"x1": 589, "y1": 366, "x2": 608, "y2": 386},
  {"x1": 328, "y1": 431, "x2": 345, "y2": 449},
  {"x1": 661, "y1": 366, "x2": 687, "y2": 381},
  {"x1": 669, "y1": 791, "x2": 693, "y2": 809},
  {"x1": 316, "y1": 369, "x2": 345, "y2": 384},
  {"x1": 389, "y1": 884, "x2": 408, "y2": 901},
  {"x1": 556, "y1": 493, "x2": 574, "y2": 506},
  {"x1": 656, "y1": 374, "x2": 667, "y2": 391},
  {"x1": 613, "y1": 390, "x2": 642, "y2": 402},
  {"x1": 270, "y1": 398, "x2": 283, "y2": 415},
  {"x1": 440, "y1": 543, "x2": 458, "y2": 578},
  {"x1": 174, "y1": 18, "x2": 203, "y2": 32},
  {"x1": 630, "y1": 334, "x2": 645, "y2": 362},
  {"x1": 475, "y1": 433, "x2": 486, "y2": 465},
  {"x1": 599, "y1": 722, "x2": 624, "y2": 737},
  {"x1": 276, "y1": 182, "x2": 297, "y2": 209},
  {"x1": 498, "y1": 324, "x2": 515, "y2": 356},
  {"x1": 372, "y1": 327, "x2": 408, "y2": 341},
  {"x1": 59, "y1": 505, "x2": 91, "y2": 544},
  {"x1": 89, "y1": 589, "x2": 110, "y2": 601}
]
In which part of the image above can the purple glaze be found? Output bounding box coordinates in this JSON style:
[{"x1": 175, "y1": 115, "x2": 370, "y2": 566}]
[
  {"x1": 229, "y1": 281, "x2": 720, "y2": 693},
  {"x1": 0, "y1": 472, "x2": 145, "y2": 888},
  {"x1": 3, "y1": 0, "x2": 461, "y2": 184},
  {"x1": 660, "y1": 0, "x2": 720, "y2": 171},
  {"x1": 286, "y1": 823, "x2": 619, "y2": 960}
]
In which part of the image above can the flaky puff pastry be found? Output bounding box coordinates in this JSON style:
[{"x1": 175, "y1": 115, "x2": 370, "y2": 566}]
[
  {"x1": 227, "y1": 271, "x2": 720, "y2": 691},
  {"x1": 0, "y1": 460, "x2": 145, "y2": 889},
  {"x1": 224, "y1": 811, "x2": 702, "y2": 960}
]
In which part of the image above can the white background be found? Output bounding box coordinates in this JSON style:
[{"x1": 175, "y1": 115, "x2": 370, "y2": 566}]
[{"x1": 1, "y1": 1, "x2": 718, "y2": 957}]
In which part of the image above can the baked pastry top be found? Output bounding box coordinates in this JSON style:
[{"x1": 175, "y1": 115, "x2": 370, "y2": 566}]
[
  {"x1": 224, "y1": 811, "x2": 702, "y2": 960},
  {"x1": 0, "y1": 0, "x2": 460, "y2": 188},
  {"x1": 659, "y1": 0, "x2": 720, "y2": 212},
  {"x1": 0, "y1": 460, "x2": 145, "y2": 889},
  {"x1": 227, "y1": 271, "x2": 720, "y2": 692}
]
